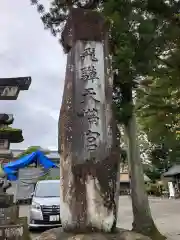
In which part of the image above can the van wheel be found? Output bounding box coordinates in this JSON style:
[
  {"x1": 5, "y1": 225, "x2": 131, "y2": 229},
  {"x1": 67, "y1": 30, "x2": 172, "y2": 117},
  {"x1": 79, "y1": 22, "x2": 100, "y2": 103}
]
[{"x1": 28, "y1": 226, "x2": 34, "y2": 232}]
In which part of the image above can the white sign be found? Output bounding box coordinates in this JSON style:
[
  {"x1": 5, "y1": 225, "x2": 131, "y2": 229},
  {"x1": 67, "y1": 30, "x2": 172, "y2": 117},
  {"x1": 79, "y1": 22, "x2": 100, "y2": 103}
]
[
  {"x1": 168, "y1": 181, "x2": 175, "y2": 198},
  {"x1": 49, "y1": 215, "x2": 59, "y2": 221}
]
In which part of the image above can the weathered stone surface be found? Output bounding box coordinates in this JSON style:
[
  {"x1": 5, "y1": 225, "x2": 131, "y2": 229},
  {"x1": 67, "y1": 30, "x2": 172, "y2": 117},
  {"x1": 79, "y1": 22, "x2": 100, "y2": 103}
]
[
  {"x1": 17, "y1": 217, "x2": 31, "y2": 240},
  {"x1": 0, "y1": 193, "x2": 14, "y2": 207},
  {"x1": 0, "y1": 223, "x2": 24, "y2": 240},
  {"x1": 37, "y1": 228, "x2": 151, "y2": 240},
  {"x1": 119, "y1": 231, "x2": 151, "y2": 240},
  {"x1": 0, "y1": 217, "x2": 30, "y2": 240},
  {"x1": 58, "y1": 8, "x2": 120, "y2": 232},
  {"x1": 0, "y1": 204, "x2": 19, "y2": 225},
  {"x1": 61, "y1": 8, "x2": 108, "y2": 53}
]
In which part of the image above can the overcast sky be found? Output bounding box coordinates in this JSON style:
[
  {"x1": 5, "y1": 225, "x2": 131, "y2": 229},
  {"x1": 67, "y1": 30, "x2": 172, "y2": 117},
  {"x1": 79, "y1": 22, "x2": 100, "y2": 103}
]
[{"x1": 0, "y1": 0, "x2": 66, "y2": 150}]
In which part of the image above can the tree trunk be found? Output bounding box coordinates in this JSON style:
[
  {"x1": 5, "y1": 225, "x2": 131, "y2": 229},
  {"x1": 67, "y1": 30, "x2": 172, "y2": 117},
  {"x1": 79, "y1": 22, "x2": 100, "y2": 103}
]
[{"x1": 124, "y1": 109, "x2": 165, "y2": 240}]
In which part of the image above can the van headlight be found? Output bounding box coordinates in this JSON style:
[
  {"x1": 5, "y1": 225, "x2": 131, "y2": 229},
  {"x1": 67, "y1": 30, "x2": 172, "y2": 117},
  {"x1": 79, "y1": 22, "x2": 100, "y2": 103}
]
[{"x1": 31, "y1": 202, "x2": 41, "y2": 210}]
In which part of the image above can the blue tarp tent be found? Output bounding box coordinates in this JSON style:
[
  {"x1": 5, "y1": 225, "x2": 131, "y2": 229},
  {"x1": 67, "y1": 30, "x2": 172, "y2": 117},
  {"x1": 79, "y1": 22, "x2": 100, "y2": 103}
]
[{"x1": 3, "y1": 150, "x2": 58, "y2": 180}]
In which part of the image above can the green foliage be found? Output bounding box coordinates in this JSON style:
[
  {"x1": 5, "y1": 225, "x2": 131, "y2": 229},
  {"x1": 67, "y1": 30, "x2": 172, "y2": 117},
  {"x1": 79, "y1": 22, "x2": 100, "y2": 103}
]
[
  {"x1": 146, "y1": 182, "x2": 163, "y2": 196},
  {"x1": 103, "y1": 0, "x2": 176, "y2": 125},
  {"x1": 0, "y1": 163, "x2": 5, "y2": 178},
  {"x1": 30, "y1": 0, "x2": 180, "y2": 125},
  {"x1": 16, "y1": 146, "x2": 49, "y2": 159},
  {"x1": 0, "y1": 127, "x2": 21, "y2": 132},
  {"x1": 136, "y1": 47, "x2": 180, "y2": 167},
  {"x1": 0, "y1": 127, "x2": 23, "y2": 143},
  {"x1": 38, "y1": 174, "x2": 60, "y2": 181},
  {"x1": 30, "y1": 0, "x2": 101, "y2": 38},
  {"x1": 143, "y1": 165, "x2": 161, "y2": 182},
  {"x1": 134, "y1": 1, "x2": 180, "y2": 170}
]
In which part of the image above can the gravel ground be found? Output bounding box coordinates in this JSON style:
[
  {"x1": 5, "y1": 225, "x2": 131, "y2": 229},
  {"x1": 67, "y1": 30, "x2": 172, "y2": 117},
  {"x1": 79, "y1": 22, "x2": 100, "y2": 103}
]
[{"x1": 17, "y1": 196, "x2": 180, "y2": 240}]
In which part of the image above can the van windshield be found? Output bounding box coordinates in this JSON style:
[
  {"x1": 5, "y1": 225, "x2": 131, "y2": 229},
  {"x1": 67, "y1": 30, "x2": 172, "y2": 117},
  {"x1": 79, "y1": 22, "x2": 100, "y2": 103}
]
[{"x1": 35, "y1": 182, "x2": 60, "y2": 197}]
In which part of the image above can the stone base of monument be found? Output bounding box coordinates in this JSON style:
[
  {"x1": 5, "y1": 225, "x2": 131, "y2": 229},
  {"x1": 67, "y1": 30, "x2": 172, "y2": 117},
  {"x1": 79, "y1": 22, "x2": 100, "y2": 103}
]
[
  {"x1": 0, "y1": 223, "x2": 25, "y2": 240},
  {"x1": 37, "y1": 228, "x2": 152, "y2": 240},
  {"x1": 0, "y1": 192, "x2": 30, "y2": 240},
  {"x1": 0, "y1": 204, "x2": 19, "y2": 224},
  {"x1": 0, "y1": 193, "x2": 14, "y2": 207}
]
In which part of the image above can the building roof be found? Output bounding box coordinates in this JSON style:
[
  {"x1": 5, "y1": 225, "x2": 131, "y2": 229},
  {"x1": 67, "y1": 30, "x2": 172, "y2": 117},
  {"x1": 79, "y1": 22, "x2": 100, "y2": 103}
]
[
  {"x1": 120, "y1": 173, "x2": 130, "y2": 183},
  {"x1": 163, "y1": 165, "x2": 180, "y2": 177},
  {"x1": 12, "y1": 149, "x2": 59, "y2": 160},
  {"x1": 46, "y1": 151, "x2": 60, "y2": 159},
  {"x1": 38, "y1": 180, "x2": 60, "y2": 184}
]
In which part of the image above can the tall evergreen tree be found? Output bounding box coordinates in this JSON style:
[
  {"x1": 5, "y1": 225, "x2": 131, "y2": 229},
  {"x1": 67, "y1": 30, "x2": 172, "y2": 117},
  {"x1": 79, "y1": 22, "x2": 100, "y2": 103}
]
[{"x1": 136, "y1": 47, "x2": 180, "y2": 171}]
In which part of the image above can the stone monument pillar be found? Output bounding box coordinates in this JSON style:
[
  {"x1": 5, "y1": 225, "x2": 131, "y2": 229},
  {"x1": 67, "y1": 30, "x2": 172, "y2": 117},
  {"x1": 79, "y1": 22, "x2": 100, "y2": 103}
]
[{"x1": 58, "y1": 9, "x2": 120, "y2": 233}]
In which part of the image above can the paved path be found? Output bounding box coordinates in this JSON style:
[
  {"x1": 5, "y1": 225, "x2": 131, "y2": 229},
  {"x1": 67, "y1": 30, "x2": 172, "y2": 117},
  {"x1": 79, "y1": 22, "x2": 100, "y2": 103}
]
[
  {"x1": 19, "y1": 196, "x2": 180, "y2": 240},
  {"x1": 117, "y1": 197, "x2": 180, "y2": 240}
]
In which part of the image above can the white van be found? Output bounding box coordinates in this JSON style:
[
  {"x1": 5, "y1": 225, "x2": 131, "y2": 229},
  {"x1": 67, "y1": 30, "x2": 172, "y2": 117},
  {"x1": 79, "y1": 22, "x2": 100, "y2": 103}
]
[{"x1": 29, "y1": 180, "x2": 61, "y2": 229}]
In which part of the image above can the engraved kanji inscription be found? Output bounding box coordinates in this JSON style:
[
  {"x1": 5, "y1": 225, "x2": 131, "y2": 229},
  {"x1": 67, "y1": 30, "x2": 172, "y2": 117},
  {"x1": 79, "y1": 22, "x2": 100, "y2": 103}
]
[
  {"x1": 4, "y1": 226, "x2": 23, "y2": 238},
  {"x1": 85, "y1": 130, "x2": 100, "y2": 151},
  {"x1": 80, "y1": 65, "x2": 99, "y2": 83},
  {"x1": 84, "y1": 108, "x2": 99, "y2": 125},
  {"x1": 81, "y1": 88, "x2": 100, "y2": 103},
  {"x1": 80, "y1": 47, "x2": 98, "y2": 61}
]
